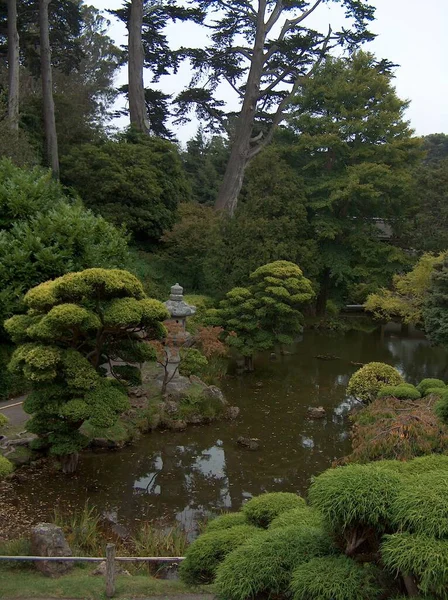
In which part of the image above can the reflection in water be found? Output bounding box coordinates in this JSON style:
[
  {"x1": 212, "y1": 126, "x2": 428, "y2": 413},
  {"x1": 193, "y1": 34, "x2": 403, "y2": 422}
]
[{"x1": 14, "y1": 327, "x2": 448, "y2": 531}]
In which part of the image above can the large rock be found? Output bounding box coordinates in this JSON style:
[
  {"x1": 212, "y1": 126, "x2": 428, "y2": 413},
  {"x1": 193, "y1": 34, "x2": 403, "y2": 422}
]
[
  {"x1": 30, "y1": 523, "x2": 74, "y2": 577},
  {"x1": 307, "y1": 406, "x2": 326, "y2": 419},
  {"x1": 203, "y1": 385, "x2": 227, "y2": 406},
  {"x1": 226, "y1": 406, "x2": 240, "y2": 420}
]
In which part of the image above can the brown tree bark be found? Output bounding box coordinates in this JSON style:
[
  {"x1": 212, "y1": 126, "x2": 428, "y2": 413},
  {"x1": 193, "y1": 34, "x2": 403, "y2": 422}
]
[
  {"x1": 39, "y1": 0, "x2": 59, "y2": 177},
  {"x1": 60, "y1": 452, "x2": 79, "y2": 474},
  {"x1": 214, "y1": 0, "x2": 268, "y2": 216},
  {"x1": 128, "y1": 0, "x2": 150, "y2": 134},
  {"x1": 7, "y1": 0, "x2": 20, "y2": 132}
]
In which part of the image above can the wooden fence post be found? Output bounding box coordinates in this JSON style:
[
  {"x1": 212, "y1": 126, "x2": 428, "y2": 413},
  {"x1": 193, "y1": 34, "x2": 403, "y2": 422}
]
[{"x1": 105, "y1": 543, "x2": 116, "y2": 598}]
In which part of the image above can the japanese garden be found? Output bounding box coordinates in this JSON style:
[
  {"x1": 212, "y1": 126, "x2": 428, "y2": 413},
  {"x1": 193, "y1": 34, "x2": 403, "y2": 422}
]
[{"x1": 0, "y1": 1, "x2": 448, "y2": 599}]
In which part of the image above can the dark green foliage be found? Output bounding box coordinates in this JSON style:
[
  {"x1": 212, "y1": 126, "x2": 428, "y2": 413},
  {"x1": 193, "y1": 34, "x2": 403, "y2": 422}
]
[
  {"x1": 435, "y1": 392, "x2": 448, "y2": 425},
  {"x1": 377, "y1": 384, "x2": 421, "y2": 400},
  {"x1": 179, "y1": 525, "x2": 260, "y2": 585},
  {"x1": 308, "y1": 464, "x2": 401, "y2": 531},
  {"x1": 5, "y1": 269, "x2": 168, "y2": 465},
  {"x1": 424, "y1": 256, "x2": 448, "y2": 348},
  {"x1": 347, "y1": 362, "x2": 404, "y2": 403},
  {"x1": 178, "y1": 348, "x2": 208, "y2": 377},
  {"x1": 61, "y1": 135, "x2": 190, "y2": 242},
  {"x1": 269, "y1": 506, "x2": 324, "y2": 530},
  {"x1": 243, "y1": 492, "x2": 306, "y2": 528},
  {"x1": 205, "y1": 513, "x2": 248, "y2": 533},
  {"x1": 0, "y1": 413, "x2": 8, "y2": 427},
  {"x1": 382, "y1": 533, "x2": 448, "y2": 599},
  {"x1": 0, "y1": 160, "x2": 129, "y2": 331},
  {"x1": 214, "y1": 525, "x2": 335, "y2": 600},
  {"x1": 290, "y1": 556, "x2": 382, "y2": 600},
  {"x1": 390, "y1": 472, "x2": 448, "y2": 538},
  {"x1": 417, "y1": 379, "x2": 446, "y2": 395}
]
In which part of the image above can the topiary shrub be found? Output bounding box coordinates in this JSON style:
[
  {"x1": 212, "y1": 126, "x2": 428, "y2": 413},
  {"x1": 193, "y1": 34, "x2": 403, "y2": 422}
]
[
  {"x1": 269, "y1": 505, "x2": 323, "y2": 530},
  {"x1": 435, "y1": 390, "x2": 448, "y2": 425},
  {"x1": 243, "y1": 492, "x2": 306, "y2": 528},
  {"x1": 0, "y1": 413, "x2": 9, "y2": 428},
  {"x1": 179, "y1": 525, "x2": 260, "y2": 584},
  {"x1": 425, "y1": 388, "x2": 445, "y2": 397},
  {"x1": 382, "y1": 532, "x2": 448, "y2": 599},
  {"x1": 377, "y1": 384, "x2": 421, "y2": 400},
  {"x1": 205, "y1": 512, "x2": 248, "y2": 532},
  {"x1": 347, "y1": 362, "x2": 404, "y2": 403},
  {"x1": 308, "y1": 464, "x2": 401, "y2": 555},
  {"x1": 0, "y1": 455, "x2": 14, "y2": 477},
  {"x1": 5, "y1": 268, "x2": 168, "y2": 473},
  {"x1": 390, "y1": 472, "x2": 448, "y2": 538},
  {"x1": 214, "y1": 525, "x2": 335, "y2": 600},
  {"x1": 290, "y1": 555, "x2": 383, "y2": 600},
  {"x1": 402, "y1": 454, "x2": 448, "y2": 475},
  {"x1": 417, "y1": 379, "x2": 446, "y2": 395}
]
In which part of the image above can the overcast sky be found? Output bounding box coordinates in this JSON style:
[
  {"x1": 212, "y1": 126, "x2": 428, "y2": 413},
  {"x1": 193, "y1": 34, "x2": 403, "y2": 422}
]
[{"x1": 89, "y1": 0, "x2": 448, "y2": 144}]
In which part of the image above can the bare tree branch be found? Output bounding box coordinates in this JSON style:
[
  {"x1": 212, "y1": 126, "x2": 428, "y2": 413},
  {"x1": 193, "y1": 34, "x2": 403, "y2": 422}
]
[{"x1": 265, "y1": 0, "x2": 283, "y2": 34}]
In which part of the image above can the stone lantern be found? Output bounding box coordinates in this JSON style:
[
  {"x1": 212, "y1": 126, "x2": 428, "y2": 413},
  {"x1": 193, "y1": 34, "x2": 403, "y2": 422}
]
[{"x1": 162, "y1": 284, "x2": 196, "y2": 380}]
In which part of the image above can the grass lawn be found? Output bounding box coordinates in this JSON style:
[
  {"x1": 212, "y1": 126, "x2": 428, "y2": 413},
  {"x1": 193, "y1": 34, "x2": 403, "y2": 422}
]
[{"x1": 0, "y1": 565, "x2": 213, "y2": 599}]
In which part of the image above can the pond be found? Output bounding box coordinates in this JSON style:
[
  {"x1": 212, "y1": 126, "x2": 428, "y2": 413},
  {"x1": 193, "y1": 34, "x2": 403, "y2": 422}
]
[{"x1": 11, "y1": 323, "x2": 448, "y2": 533}]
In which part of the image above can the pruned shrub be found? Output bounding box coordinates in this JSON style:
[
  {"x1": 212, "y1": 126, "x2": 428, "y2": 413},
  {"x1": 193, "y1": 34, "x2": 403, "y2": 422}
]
[
  {"x1": 243, "y1": 492, "x2": 305, "y2": 528},
  {"x1": 402, "y1": 454, "x2": 448, "y2": 475},
  {"x1": 390, "y1": 472, "x2": 448, "y2": 538},
  {"x1": 382, "y1": 532, "x2": 448, "y2": 599},
  {"x1": 377, "y1": 384, "x2": 421, "y2": 400},
  {"x1": 0, "y1": 455, "x2": 14, "y2": 477},
  {"x1": 0, "y1": 413, "x2": 9, "y2": 428},
  {"x1": 269, "y1": 505, "x2": 323, "y2": 530},
  {"x1": 290, "y1": 555, "x2": 382, "y2": 600},
  {"x1": 214, "y1": 525, "x2": 335, "y2": 600},
  {"x1": 347, "y1": 362, "x2": 403, "y2": 403},
  {"x1": 344, "y1": 396, "x2": 448, "y2": 463},
  {"x1": 417, "y1": 379, "x2": 446, "y2": 395},
  {"x1": 205, "y1": 512, "x2": 248, "y2": 532},
  {"x1": 179, "y1": 525, "x2": 260, "y2": 584},
  {"x1": 308, "y1": 464, "x2": 401, "y2": 531},
  {"x1": 435, "y1": 391, "x2": 448, "y2": 425}
]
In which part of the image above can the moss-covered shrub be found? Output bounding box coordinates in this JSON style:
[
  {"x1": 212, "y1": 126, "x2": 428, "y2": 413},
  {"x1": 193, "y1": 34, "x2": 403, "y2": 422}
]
[
  {"x1": 417, "y1": 379, "x2": 446, "y2": 395},
  {"x1": 269, "y1": 505, "x2": 323, "y2": 530},
  {"x1": 390, "y1": 472, "x2": 448, "y2": 538},
  {"x1": 382, "y1": 533, "x2": 448, "y2": 599},
  {"x1": 402, "y1": 454, "x2": 448, "y2": 475},
  {"x1": 243, "y1": 492, "x2": 305, "y2": 528},
  {"x1": 435, "y1": 391, "x2": 448, "y2": 425},
  {"x1": 179, "y1": 525, "x2": 259, "y2": 584},
  {"x1": 215, "y1": 525, "x2": 335, "y2": 600},
  {"x1": 347, "y1": 362, "x2": 403, "y2": 403},
  {"x1": 377, "y1": 384, "x2": 421, "y2": 400},
  {"x1": 0, "y1": 455, "x2": 14, "y2": 477},
  {"x1": 0, "y1": 413, "x2": 9, "y2": 428},
  {"x1": 308, "y1": 464, "x2": 401, "y2": 531},
  {"x1": 290, "y1": 555, "x2": 382, "y2": 600},
  {"x1": 205, "y1": 512, "x2": 248, "y2": 532}
]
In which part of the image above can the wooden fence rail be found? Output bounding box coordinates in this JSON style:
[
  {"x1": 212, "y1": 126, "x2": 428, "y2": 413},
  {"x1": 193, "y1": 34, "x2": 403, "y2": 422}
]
[{"x1": 0, "y1": 544, "x2": 185, "y2": 598}]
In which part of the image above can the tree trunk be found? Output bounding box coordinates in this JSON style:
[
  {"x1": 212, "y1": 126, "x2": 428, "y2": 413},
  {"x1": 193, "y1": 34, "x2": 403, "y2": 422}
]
[
  {"x1": 214, "y1": 0, "x2": 268, "y2": 215},
  {"x1": 128, "y1": 0, "x2": 150, "y2": 134},
  {"x1": 316, "y1": 268, "x2": 331, "y2": 316},
  {"x1": 402, "y1": 573, "x2": 420, "y2": 597},
  {"x1": 7, "y1": 0, "x2": 20, "y2": 132},
  {"x1": 60, "y1": 452, "x2": 79, "y2": 474},
  {"x1": 244, "y1": 355, "x2": 254, "y2": 372},
  {"x1": 39, "y1": 0, "x2": 59, "y2": 178}
]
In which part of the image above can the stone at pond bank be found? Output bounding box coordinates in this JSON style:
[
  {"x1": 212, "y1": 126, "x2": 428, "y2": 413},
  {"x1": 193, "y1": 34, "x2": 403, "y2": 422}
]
[
  {"x1": 30, "y1": 523, "x2": 73, "y2": 577},
  {"x1": 91, "y1": 560, "x2": 131, "y2": 576},
  {"x1": 307, "y1": 406, "x2": 327, "y2": 419}
]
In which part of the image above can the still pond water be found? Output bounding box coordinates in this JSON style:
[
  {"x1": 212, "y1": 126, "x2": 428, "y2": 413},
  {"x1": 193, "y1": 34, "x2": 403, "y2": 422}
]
[{"x1": 16, "y1": 324, "x2": 448, "y2": 532}]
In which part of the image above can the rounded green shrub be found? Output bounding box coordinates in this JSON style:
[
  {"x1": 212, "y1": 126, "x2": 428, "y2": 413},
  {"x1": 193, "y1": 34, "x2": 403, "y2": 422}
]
[
  {"x1": 435, "y1": 391, "x2": 448, "y2": 425},
  {"x1": 402, "y1": 454, "x2": 448, "y2": 475},
  {"x1": 417, "y1": 379, "x2": 446, "y2": 395},
  {"x1": 390, "y1": 472, "x2": 448, "y2": 538},
  {"x1": 377, "y1": 384, "x2": 421, "y2": 400},
  {"x1": 205, "y1": 512, "x2": 248, "y2": 532},
  {"x1": 179, "y1": 525, "x2": 259, "y2": 584},
  {"x1": 0, "y1": 455, "x2": 14, "y2": 477},
  {"x1": 243, "y1": 492, "x2": 305, "y2": 528},
  {"x1": 215, "y1": 525, "x2": 335, "y2": 600},
  {"x1": 290, "y1": 555, "x2": 382, "y2": 600},
  {"x1": 308, "y1": 464, "x2": 401, "y2": 531},
  {"x1": 347, "y1": 362, "x2": 403, "y2": 403},
  {"x1": 382, "y1": 532, "x2": 448, "y2": 599},
  {"x1": 0, "y1": 413, "x2": 9, "y2": 428},
  {"x1": 269, "y1": 505, "x2": 323, "y2": 530},
  {"x1": 425, "y1": 388, "x2": 445, "y2": 397}
]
